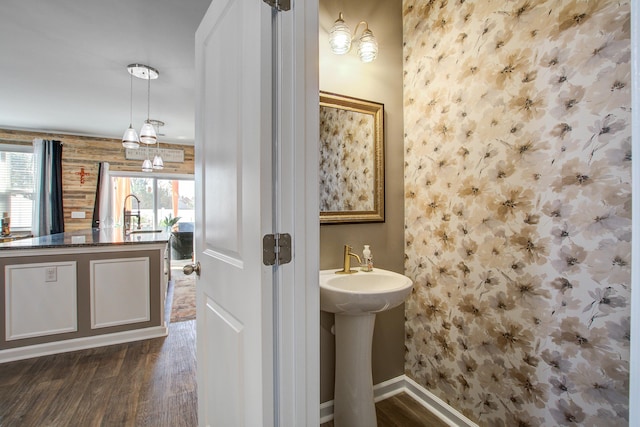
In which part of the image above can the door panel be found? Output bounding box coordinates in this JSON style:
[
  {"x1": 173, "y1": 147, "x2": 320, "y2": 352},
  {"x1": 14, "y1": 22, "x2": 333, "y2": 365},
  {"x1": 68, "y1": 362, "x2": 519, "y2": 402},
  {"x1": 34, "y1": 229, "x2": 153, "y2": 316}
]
[
  {"x1": 203, "y1": 296, "x2": 244, "y2": 425},
  {"x1": 202, "y1": 0, "x2": 241, "y2": 258}
]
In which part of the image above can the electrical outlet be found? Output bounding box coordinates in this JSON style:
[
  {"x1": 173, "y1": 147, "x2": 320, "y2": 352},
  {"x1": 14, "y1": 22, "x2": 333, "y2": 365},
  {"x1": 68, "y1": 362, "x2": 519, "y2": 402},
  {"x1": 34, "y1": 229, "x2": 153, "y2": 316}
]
[{"x1": 45, "y1": 266, "x2": 57, "y2": 282}]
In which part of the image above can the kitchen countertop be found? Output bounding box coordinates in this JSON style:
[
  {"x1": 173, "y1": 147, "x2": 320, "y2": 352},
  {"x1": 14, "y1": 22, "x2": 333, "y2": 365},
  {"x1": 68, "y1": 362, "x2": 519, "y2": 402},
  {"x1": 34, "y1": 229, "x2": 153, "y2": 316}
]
[
  {"x1": 0, "y1": 228, "x2": 170, "y2": 250},
  {"x1": 0, "y1": 232, "x2": 33, "y2": 244}
]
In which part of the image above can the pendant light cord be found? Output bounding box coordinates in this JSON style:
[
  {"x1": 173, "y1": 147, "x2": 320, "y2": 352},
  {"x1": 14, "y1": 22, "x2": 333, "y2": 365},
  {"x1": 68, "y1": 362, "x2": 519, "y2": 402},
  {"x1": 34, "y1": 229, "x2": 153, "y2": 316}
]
[
  {"x1": 146, "y1": 69, "x2": 151, "y2": 123},
  {"x1": 129, "y1": 72, "x2": 134, "y2": 126}
]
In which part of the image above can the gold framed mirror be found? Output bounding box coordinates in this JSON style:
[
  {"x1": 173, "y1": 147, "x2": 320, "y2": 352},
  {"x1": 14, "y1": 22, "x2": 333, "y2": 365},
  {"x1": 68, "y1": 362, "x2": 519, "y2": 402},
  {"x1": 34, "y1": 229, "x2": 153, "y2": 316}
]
[{"x1": 319, "y1": 91, "x2": 384, "y2": 224}]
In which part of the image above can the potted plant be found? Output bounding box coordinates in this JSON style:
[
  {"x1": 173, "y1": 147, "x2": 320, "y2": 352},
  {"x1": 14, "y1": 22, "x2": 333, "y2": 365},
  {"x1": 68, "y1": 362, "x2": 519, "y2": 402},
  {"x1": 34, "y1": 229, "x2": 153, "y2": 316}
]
[{"x1": 160, "y1": 214, "x2": 181, "y2": 232}]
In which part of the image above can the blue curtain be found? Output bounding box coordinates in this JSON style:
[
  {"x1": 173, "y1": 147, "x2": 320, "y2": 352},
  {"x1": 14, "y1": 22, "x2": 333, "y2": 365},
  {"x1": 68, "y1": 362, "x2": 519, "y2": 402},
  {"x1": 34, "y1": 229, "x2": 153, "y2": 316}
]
[{"x1": 32, "y1": 139, "x2": 64, "y2": 236}]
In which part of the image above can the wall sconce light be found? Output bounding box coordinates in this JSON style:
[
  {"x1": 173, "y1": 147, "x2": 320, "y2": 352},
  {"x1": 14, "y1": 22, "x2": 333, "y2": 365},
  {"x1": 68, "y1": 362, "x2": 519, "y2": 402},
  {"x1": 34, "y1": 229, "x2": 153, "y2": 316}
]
[{"x1": 328, "y1": 12, "x2": 378, "y2": 63}]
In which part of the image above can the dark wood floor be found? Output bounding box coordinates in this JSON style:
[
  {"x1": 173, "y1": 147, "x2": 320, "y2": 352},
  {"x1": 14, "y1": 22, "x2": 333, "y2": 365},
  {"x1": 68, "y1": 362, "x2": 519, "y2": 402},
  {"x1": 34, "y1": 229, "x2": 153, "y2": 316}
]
[
  {"x1": 0, "y1": 320, "x2": 197, "y2": 427},
  {"x1": 321, "y1": 392, "x2": 449, "y2": 427},
  {"x1": 0, "y1": 317, "x2": 446, "y2": 427}
]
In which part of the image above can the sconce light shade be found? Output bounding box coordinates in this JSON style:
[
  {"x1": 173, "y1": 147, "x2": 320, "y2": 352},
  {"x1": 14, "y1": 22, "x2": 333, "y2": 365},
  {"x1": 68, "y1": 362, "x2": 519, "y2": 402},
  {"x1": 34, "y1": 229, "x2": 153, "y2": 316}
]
[
  {"x1": 122, "y1": 126, "x2": 140, "y2": 149},
  {"x1": 141, "y1": 158, "x2": 153, "y2": 173},
  {"x1": 139, "y1": 122, "x2": 157, "y2": 144},
  {"x1": 358, "y1": 29, "x2": 378, "y2": 63},
  {"x1": 329, "y1": 13, "x2": 351, "y2": 54}
]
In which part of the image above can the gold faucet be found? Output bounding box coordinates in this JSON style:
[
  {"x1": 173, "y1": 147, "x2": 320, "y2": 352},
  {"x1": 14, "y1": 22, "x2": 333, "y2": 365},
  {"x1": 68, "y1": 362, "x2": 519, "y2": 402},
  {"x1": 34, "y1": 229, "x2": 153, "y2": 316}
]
[{"x1": 336, "y1": 244, "x2": 362, "y2": 274}]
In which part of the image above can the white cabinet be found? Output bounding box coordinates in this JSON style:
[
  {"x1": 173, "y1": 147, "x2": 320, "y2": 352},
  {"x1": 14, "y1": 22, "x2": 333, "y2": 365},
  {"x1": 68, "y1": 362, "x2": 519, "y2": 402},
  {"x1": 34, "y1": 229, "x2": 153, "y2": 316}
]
[
  {"x1": 90, "y1": 257, "x2": 150, "y2": 329},
  {"x1": 0, "y1": 242, "x2": 167, "y2": 363},
  {"x1": 5, "y1": 262, "x2": 77, "y2": 340}
]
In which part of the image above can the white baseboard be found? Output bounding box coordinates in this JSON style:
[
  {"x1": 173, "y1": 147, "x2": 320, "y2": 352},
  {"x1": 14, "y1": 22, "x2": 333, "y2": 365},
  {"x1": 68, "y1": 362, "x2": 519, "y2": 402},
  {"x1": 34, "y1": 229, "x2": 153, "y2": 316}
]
[
  {"x1": 320, "y1": 375, "x2": 478, "y2": 427},
  {"x1": 320, "y1": 400, "x2": 334, "y2": 423},
  {"x1": 403, "y1": 376, "x2": 478, "y2": 426},
  {"x1": 0, "y1": 326, "x2": 168, "y2": 363}
]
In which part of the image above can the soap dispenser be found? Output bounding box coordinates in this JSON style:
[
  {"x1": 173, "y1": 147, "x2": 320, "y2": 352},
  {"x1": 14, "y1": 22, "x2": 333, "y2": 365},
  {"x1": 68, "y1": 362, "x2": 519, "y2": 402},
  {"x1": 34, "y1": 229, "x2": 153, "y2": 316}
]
[{"x1": 362, "y1": 245, "x2": 373, "y2": 271}]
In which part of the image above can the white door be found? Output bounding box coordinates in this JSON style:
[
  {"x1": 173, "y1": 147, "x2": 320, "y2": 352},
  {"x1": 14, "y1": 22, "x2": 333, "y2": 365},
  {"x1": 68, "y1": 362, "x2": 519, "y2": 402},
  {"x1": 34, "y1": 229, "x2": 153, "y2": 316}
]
[
  {"x1": 194, "y1": 1, "x2": 274, "y2": 425},
  {"x1": 195, "y1": 1, "x2": 320, "y2": 426}
]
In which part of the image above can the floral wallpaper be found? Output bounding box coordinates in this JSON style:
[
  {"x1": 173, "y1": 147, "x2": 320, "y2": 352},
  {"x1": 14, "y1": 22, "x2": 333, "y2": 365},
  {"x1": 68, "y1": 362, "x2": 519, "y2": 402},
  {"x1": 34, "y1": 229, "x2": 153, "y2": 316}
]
[
  {"x1": 403, "y1": 1, "x2": 631, "y2": 425},
  {"x1": 319, "y1": 106, "x2": 375, "y2": 211}
]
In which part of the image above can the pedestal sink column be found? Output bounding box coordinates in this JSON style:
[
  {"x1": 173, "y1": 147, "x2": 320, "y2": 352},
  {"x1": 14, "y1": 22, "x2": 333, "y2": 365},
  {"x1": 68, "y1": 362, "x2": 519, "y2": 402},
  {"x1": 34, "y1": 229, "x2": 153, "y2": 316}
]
[
  {"x1": 320, "y1": 268, "x2": 414, "y2": 426},
  {"x1": 333, "y1": 312, "x2": 377, "y2": 427}
]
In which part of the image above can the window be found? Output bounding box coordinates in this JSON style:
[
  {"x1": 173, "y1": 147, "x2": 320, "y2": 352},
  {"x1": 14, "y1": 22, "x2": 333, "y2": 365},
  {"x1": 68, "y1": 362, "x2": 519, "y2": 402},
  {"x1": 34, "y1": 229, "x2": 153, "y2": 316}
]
[
  {"x1": 108, "y1": 174, "x2": 195, "y2": 230},
  {"x1": 0, "y1": 144, "x2": 34, "y2": 231}
]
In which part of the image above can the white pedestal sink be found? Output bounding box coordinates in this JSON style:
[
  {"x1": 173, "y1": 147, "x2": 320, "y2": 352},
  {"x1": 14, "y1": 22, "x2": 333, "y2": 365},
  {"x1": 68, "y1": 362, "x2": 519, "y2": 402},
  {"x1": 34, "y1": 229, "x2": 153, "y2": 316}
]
[{"x1": 320, "y1": 268, "x2": 413, "y2": 427}]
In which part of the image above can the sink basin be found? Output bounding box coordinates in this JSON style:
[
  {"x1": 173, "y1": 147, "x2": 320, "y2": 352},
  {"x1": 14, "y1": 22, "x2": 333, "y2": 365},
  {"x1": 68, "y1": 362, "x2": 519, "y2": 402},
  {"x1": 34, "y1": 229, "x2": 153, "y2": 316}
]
[{"x1": 320, "y1": 268, "x2": 413, "y2": 314}]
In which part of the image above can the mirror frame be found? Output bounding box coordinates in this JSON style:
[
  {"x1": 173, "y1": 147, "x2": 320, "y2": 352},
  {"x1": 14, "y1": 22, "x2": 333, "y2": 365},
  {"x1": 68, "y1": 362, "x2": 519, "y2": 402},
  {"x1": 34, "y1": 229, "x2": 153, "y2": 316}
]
[{"x1": 319, "y1": 91, "x2": 384, "y2": 224}]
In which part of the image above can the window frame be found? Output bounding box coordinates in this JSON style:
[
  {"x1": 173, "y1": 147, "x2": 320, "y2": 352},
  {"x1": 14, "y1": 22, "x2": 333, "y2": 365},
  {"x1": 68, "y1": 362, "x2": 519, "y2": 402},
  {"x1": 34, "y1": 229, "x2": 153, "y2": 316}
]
[
  {"x1": 108, "y1": 171, "x2": 195, "y2": 229},
  {"x1": 0, "y1": 143, "x2": 35, "y2": 232}
]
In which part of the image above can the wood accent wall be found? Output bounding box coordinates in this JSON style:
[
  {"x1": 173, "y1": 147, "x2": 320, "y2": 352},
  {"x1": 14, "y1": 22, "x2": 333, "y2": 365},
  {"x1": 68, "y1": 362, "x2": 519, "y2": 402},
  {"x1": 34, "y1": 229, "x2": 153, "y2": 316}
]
[{"x1": 0, "y1": 129, "x2": 195, "y2": 232}]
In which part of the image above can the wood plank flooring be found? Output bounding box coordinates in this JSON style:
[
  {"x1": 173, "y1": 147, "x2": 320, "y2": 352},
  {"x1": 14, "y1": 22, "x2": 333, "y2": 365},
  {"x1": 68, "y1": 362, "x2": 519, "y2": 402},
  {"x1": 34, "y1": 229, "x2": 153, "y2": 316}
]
[
  {"x1": 0, "y1": 320, "x2": 197, "y2": 427},
  {"x1": 0, "y1": 317, "x2": 446, "y2": 427},
  {"x1": 321, "y1": 392, "x2": 450, "y2": 427}
]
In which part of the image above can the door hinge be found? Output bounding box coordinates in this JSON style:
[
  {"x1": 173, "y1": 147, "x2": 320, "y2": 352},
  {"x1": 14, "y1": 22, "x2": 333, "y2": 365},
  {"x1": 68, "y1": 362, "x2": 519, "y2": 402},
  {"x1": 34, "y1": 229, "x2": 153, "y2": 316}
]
[
  {"x1": 263, "y1": 0, "x2": 290, "y2": 12},
  {"x1": 263, "y1": 233, "x2": 292, "y2": 266}
]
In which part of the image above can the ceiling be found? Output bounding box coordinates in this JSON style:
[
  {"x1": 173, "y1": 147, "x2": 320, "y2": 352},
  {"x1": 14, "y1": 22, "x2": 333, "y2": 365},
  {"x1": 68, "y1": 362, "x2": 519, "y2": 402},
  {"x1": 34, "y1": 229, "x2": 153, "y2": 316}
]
[{"x1": 0, "y1": 0, "x2": 213, "y2": 145}]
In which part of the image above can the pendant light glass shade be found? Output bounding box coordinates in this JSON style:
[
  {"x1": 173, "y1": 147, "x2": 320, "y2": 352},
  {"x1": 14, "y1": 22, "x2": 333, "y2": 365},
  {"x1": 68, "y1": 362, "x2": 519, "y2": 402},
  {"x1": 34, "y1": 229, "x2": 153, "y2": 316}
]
[
  {"x1": 329, "y1": 13, "x2": 351, "y2": 54},
  {"x1": 141, "y1": 135, "x2": 152, "y2": 173},
  {"x1": 152, "y1": 152, "x2": 164, "y2": 170},
  {"x1": 142, "y1": 158, "x2": 153, "y2": 172},
  {"x1": 122, "y1": 126, "x2": 140, "y2": 149},
  {"x1": 139, "y1": 121, "x2": 157, "y2": 144},
  {"x1": 358, "y1": 29, "x2": 378, "y2": 63}
]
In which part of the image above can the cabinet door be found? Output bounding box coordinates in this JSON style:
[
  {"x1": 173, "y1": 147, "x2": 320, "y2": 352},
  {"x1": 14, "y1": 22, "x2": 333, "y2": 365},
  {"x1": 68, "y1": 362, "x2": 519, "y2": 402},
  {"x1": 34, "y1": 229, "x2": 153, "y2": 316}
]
[
  {"x1": 90, "y1": 257, "x2": 150, "y2": 329},
  {"x1": 5, "y1": 261, "x2": 77, "y2": 340}
]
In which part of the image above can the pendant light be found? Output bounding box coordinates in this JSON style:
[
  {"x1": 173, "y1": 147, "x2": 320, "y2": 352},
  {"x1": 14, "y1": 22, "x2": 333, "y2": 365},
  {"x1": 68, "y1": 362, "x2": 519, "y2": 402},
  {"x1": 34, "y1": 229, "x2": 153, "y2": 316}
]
[
  {"x1": 150, "y1": 119, "x2": 165, "y2": 170},
  {"x1": 152, "y1": 148, "x2": 164, "y2": 169},
  {"x1": 121, "y1": 71, "x2": 139, "y2": 148},
  {"x1": 126, "y1": 64, "x2": 159, "y2": 172},
  {"x1": 141, "y1": 145, "x2": 153, "y2": 172},
  {"x1": 139, "y1": 66, "x2": 157, "y2": 145},
  {"x1": 126, "y1": 64, "x2": 159, "y2": 145},
  {"x1": 142, "y1": 158, "x2": 153, "y2": 172}
]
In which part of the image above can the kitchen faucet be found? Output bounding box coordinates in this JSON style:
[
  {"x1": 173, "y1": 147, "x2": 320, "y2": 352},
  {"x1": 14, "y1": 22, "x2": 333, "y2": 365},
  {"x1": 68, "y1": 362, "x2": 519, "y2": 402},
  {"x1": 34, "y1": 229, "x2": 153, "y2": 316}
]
[
  {"x1": 123, "y1": 194, "x2": 141, "y2": 234},
  {"x1": 336, "y1": 244, "x2": 362, "y2": 274}
]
